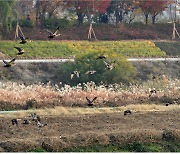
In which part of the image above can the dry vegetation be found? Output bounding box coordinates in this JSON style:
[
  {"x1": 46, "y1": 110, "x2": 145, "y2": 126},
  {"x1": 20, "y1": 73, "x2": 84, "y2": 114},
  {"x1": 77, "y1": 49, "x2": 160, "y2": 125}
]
[
  {"x1": 0, "y1": 75, "x2": 180, "y2": 152},
  {"x1": 0, "y1": 75, "x2": 179, "y2": 110},
  {"x1": 1, "y1": 110, "x2": 180, "y2": 152}
]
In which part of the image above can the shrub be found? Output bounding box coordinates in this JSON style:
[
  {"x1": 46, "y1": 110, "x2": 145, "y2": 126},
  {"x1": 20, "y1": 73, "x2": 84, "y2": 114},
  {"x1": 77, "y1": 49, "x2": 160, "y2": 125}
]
[
  {"x1": 55, "y1": 50, "x2": 137, "y2": 86},
  {"x1": 44, "y1": 18, "x2": 72, "y2": 29},
  {"x1": 19, "y1": 19, "x2": 34, "y2": 28},
  {"x1": 12, "y1": 19, "x2": 34, "y2": 28},
  {"x1": 129, "y1": 22, "x2": 146, "y2": 30}
]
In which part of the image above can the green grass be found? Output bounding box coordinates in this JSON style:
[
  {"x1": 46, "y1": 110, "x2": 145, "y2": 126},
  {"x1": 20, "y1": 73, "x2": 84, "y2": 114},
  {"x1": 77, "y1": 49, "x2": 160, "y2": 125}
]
[
  {"x1": 28, "y1": 149, "x2": 47, "y2": 152},
  {"x1": 154, "y1": 41, "x2": 180, "y2": 57},
  {"x1": 62, "y1": 143, "x2": 162, "y2": 152},
  {"x1": 62, "y1": 142, "x2": 180, "y2": 152},
  {"x1": 0, "y1": 40, "x2": 166, "y2": 58},
  {"x1": 29, "y1": 141, "x2": 180, "y2": 152}
]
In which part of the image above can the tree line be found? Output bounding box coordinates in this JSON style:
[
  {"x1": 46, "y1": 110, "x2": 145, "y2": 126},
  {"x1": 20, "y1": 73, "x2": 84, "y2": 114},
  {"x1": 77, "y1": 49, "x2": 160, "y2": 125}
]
[{"x1": 0, "y1": 0, "x2": 177, "y2": 32}]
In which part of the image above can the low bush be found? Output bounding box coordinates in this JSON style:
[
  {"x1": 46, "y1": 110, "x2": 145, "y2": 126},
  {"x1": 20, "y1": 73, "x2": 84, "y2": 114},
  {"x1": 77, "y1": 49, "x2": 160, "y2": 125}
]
[
  {"x1": 55, "y1": 50, "x2": 137, "y2": 86},
  {"x1": 12, "y1": 19, "x2": 34, "y2": 28},
  {"x1": 44, "y1": 18, "x2": 73, "y2": 29}
]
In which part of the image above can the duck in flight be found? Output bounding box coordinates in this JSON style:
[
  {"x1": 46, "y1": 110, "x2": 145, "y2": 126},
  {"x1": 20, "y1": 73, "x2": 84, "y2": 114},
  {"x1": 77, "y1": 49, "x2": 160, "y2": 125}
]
[
  {"x1": 71, "y1": 71, "x2": 80, "y2": 79},
  {"x1": 19, "y1": 35, "x2": 28, "y2": 44},
  {"x1": 103, "y1": 60, "x2": 116, "y2": 70},
  {"x1": 14, "y1": 47, "x2": 24, "y2": 55},
  {"x1": 86, "y1": 97, "x2": 97, "y2": 106},
  {"x1": 3, "y1": 57, "x2": 16, "y2": 67},
  {"x1": 85, "y1": 70, "x2": 96, "y2": 75},
  {"x1": 96, "y1": 55, "x2": 106, "y2": 60},
  {"x1": 47, "y1": 26, "x2": 61, "y2": 39}
]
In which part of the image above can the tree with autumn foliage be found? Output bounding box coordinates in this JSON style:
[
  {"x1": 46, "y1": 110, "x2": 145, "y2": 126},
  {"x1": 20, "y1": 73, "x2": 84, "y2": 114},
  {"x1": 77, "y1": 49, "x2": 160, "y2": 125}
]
[
  {"x1": 137, "y1": 0, "x2": 172, "y2": 25},
  {"x1": 65, "y1": 0, "x2": 111, "y2": 24},
  {"x1": 150, "y1": 0, "x2": 172, "y2": 24}
]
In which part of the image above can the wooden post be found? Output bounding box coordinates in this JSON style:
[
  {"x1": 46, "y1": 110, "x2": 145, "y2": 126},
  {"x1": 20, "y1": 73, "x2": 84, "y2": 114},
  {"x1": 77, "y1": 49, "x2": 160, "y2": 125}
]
[
  {"x1": 87, "y1": 22, "x2": 97, "y2": 40},
  {"x1": 14, "y1": 22, "x2": 25, "y2": 40},
  {"x1": 172, "y1": 21, "x2": 180, "y2": 40},
  {"x1": 14, "y1": 22, "x2": 19, "y2": 40}
]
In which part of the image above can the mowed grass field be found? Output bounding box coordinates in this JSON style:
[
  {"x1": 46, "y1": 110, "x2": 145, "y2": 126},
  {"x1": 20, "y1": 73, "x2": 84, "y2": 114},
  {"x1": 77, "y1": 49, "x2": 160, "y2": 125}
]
[{"x1": 0, "y1": 40, "x2": 166, "y2": 58}]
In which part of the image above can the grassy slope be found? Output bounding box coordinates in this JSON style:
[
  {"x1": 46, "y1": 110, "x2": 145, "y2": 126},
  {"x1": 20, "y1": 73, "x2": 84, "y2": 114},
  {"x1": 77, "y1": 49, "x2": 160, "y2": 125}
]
[
  {"x1": 58, "y1": 142, "x2": 180, "y2": 152},
  {"x1": 154, "y1": 41, "x2": 180, "y2": 57},
  {"x1": 0, "y1": 40, "x2": 165, "y2": 58}
]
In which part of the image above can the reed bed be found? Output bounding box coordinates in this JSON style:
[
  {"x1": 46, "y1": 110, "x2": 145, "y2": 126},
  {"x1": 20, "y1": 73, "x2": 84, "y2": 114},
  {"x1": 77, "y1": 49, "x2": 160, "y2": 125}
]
[{"x1": 0, "y1": 76, "x2": 179, "y2": 107}]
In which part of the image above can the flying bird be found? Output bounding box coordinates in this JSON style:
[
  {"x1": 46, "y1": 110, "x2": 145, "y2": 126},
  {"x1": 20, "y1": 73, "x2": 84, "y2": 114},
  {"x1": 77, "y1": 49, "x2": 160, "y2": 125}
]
[
  {"x1": 71, "y1": 71, "x2": 80, "y2": 79},
  {"x1": 103, "y1": 61, "x2": 116, "y2": 70},
  {"x1": 47, "y1": 26, "x2": 61, "y2": 39},
  {"x1": 85, "y1": 70, "x2": 96, "y2": 75},
  {"x1": 149, "y1": 89, "x2": 157, "y2": 97},
  {"x1": 152, "y1": 76, "x2": 156, "y2": 80},
  {"x1": 14, "y1": 47, "x2": 24, "y2": 55},
  {"x1": 86, "y1": 96, "x2": 97, "y2": 106},
  {"x1": 3, "y1": 57, "x2": 16, "y2": 67},
  {"x1": 19, "y1": 35, "x2": 28, "y2": 44},
  {"x1": 96, "y1": 55, "x2": 106, "y2": 60}
]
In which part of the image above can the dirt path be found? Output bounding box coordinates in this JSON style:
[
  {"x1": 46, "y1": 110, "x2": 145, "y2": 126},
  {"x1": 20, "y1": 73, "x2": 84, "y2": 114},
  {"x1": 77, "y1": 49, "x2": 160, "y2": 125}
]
[{"x1": 0, "y1": 110, "x2": 180, "y2": 152}]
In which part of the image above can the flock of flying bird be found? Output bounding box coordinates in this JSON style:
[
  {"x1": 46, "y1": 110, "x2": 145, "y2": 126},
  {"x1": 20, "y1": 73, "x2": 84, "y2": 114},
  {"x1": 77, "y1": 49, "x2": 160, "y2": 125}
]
[
  {"x1": 2, "y1": 26, "x2": 61, "y2": 67},
  {"x1": 3, "y1": 26, "x2": 169, "y2": 127},
  {"x1": 70, "y1": 55, "x2": 116, "y2": 80},
  {"x1": 2, "y1": 26, "x2": 118, "y2": 107}
]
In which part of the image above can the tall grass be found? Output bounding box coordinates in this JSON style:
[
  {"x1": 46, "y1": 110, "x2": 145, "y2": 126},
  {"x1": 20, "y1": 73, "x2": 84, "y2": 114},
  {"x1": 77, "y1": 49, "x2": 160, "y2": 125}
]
[{"x1": 0, "y1": 76, "x2": 179, "y2": 107}]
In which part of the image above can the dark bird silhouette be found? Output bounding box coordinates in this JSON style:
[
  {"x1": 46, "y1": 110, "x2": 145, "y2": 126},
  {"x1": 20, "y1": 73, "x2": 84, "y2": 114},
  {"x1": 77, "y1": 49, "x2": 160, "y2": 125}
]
[
  {"x1": 22, "y1": 119, "x2": 29, "y2": 124},
  {"x1": 152, "y1": 76, "x2": 156, "y2": 80},
  {"x1": 19, "y1": 35, "x2": 28, "y2": 44},
  {"x1": 149, "y1": 89, "x2": 157, "y2": 97},
  {"x1": 86, "y1": 97, "x2": 97, "y2": 106},
  {"x1": 3, "y1": 57, "x2": 16, "y2": 67},
  {"x1": 124, "y1": 110, "x2": 132, "y2": 116},
  {"x1": 47, "y1": 26, "x2": 61, "y2": 39},
  {"x1": 85, "y1": 70, "x2": 96, "y2": 75},
  {"x1": 96, "y1": 55, "x2": 106, "y2": 60},
  {"x1": 14, "y1": 47, "x2": 24, "y2": 55},
  {"x1": 11, "y1": 119, "x2": 18, "y2": 126},
  {"x1": 165, "y1": 102, "x2": 173, "y2": 106},
  {"x1": 103, "y1": 61, "x2": 115, "y2": 70},
  {"x1": 37, "y1": 116, "x2": 41, "y2": 122},
  {"x1": 71, "y1": 71, "x2": 80, "y2": 79}
]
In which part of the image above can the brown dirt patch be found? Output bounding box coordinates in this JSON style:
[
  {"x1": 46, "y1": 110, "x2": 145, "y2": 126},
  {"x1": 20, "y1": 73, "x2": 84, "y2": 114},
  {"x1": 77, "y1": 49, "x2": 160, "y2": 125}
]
[
  {"x1": 0, "y1": 52, "x2": 7, "y2": 59},
  {"x1": 0, "y1": 110, "x2": 180, "y2": 151}
]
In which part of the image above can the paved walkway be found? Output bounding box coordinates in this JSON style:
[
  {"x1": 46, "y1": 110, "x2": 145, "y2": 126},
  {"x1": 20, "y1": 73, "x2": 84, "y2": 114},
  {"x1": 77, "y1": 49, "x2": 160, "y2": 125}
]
[{"x1": 0, "y1": 58, "x2": 180, "y2": 64}]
